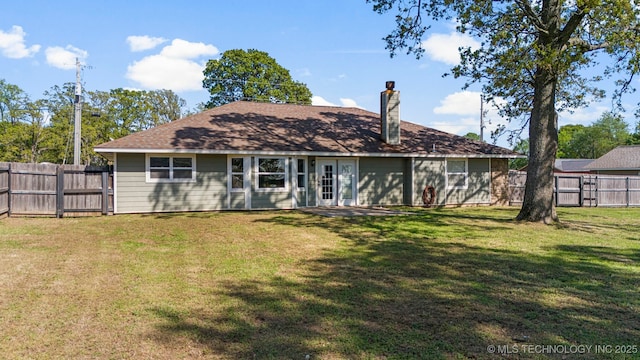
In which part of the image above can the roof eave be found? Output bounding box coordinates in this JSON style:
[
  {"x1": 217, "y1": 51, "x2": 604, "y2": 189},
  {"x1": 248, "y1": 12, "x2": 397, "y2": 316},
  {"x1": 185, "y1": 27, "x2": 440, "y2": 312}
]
[
  {"x1": 586, "y1": 167, "x2": 640, "y2": 171},
  {"x1": 94, "y1": 147, "x2": 522, "y2": 159}
]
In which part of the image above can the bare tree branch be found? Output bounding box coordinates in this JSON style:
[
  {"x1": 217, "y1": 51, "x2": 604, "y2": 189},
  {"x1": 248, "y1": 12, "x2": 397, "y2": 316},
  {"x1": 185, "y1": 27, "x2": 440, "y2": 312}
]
[
  {"x1": 558, "y1": 8, "x2": 588, "y2": 47},
  {"x1": 513, "y1": 0, "x2": 547, "y2": 34}
]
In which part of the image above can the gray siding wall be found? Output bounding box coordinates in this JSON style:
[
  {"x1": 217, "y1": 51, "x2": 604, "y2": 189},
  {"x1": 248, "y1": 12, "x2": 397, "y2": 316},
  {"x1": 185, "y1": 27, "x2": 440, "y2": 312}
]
[
  {"x1": 294, "y1": 190, "x2": 307, "y2": 207},
  {"x1": 229, "y1": 192, "x2": 245, "y2": 209},
  {"x1": 403, "y1": 158, "x2": 414, "y2": 205},
  {"x1": 358, "y1": 157, "x2": 405, "y2": 206},
  {"x1": 445, "y1": 158, "x2": 491, "y2": 205},
  {"x1": 413, "y1": 158, "x2": 446, "y2": 206},
  {"x1": 251, "y1": 191, "x2": 292, "y2": 209},
  {"x1": 115, "y1": 153, "x2": 227, "y2": 213},
  {"x1": 413, "y1": 158, "x2": 491, "y2": 206}
]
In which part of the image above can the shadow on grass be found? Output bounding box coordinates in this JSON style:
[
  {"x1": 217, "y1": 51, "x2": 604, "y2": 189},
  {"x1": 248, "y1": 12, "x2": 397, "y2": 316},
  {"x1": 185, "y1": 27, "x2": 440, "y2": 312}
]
[{"x1": 149, "y1": 211, "x2": 639, "y2": 359}]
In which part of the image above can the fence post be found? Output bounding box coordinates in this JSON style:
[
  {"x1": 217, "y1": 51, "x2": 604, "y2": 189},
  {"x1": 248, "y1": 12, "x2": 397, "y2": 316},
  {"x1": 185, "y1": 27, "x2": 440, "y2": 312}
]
[
  {"x1": 56, "y1": 166, "x2": 65, "y2": 218},
  {"x1": 627, "y1": 177, "x2": 630, "y2": 207},
  {"x1": 101, "y1": 170, "x2": 109, "y2": 215},
  {"x1": 7, "y1": 163, "x2": 12, "y2": 217},
  {"x1": 579, "y1": 176, "x2": 583, "y2": 207},
  {"x1": 591, "y1": 175, "x2": 600, "y2": 207}
]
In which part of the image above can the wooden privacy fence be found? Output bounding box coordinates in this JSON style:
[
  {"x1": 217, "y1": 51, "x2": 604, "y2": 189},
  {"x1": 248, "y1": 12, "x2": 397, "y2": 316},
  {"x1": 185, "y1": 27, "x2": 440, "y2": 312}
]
[
  {"x1": 509, "y1": 171, "x2": 640, "y2": 207},
  {"x1": 0, "y1": 162, "x2": 113, "y2": 217}
]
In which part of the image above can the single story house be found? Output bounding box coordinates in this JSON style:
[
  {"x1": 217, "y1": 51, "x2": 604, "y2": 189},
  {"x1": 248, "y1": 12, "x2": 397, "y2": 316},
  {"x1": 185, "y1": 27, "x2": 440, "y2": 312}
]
[
  {"x1": 585, "y1": 145, "x2": 640, "y2": 176},
  {"x1": 95, "y1": 84, "x2": 521, "y2": 214}
]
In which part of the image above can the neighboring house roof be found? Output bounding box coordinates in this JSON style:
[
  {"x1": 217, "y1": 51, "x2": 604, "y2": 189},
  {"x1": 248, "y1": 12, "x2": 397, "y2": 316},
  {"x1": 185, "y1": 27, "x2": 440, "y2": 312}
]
[
  {"x1": 585, "y1": 145, "x2": 640, "y2": 170},
  {"x1": 554, "y1": 159, "x2": 594, "y2": 173},
  {"x1": 95, "y1": 101, "x2": 519, "y2": 158}
]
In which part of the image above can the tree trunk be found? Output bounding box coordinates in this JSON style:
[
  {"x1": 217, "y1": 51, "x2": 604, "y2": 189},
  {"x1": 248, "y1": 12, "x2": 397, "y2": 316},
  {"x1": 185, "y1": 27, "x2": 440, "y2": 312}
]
[{"x1": 516, "y1": 66, "x2": 559, "y2": 224}]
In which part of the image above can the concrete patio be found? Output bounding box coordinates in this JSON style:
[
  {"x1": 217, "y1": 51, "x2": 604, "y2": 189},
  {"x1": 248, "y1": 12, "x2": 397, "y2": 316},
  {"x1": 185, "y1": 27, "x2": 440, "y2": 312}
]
[{"x1": 300, "y1": 206, "x2": 415, "y2": 217}]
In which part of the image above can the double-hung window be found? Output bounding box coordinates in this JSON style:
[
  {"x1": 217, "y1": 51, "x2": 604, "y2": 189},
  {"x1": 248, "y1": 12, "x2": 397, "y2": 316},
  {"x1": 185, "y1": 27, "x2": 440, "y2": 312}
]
[
  {"x1": 446, "y1": 158, "x2": 468, "y2": 189},
  {"x1": 256, "y1": 157, "x2": 287, "y2": 190},
  {"x1": 230, "y1": 157, "x2": 245, "y2": 190},
  {"x1": 146, "y1": 154, "x2": 195, "y2": 182},
  {"x1": 297, "y1": 158, "x2": 306, "y2": 190}
]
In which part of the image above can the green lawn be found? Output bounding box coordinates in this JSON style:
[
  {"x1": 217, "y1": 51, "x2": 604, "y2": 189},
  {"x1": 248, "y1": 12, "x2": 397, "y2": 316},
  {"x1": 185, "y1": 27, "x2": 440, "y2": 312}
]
[{"x1": 0, "y1": 207, "x2": 638, "y2": 359}]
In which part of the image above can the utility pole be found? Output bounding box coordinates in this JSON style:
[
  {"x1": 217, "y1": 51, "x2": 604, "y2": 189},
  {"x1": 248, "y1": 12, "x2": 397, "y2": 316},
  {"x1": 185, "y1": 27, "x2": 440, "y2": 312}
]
[
  {"x1": 73, "y1": 58, "x2": 82, "y2": 165},
  {"x1": 480, "y1": 93, "x2": 487, "y2": 143}
]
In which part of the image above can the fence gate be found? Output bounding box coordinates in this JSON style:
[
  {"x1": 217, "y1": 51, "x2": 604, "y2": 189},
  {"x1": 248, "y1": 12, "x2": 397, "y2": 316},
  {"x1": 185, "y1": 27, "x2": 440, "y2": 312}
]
[
  {"x1": 0, "y1": 163, "x2": 9, "y2": 217},
  {"x1": 555, "y1": 176, "x2": 583, "y2": 207}
]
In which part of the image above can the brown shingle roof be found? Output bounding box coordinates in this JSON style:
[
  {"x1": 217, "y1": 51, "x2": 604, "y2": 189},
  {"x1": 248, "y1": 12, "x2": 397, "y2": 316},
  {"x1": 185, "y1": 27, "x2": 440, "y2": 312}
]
[
  {"x1": 585, "y1": 145, "x2": 640, "y2": 170},
  {"x1": 95, "y1": 101, "x2": 517, "y2": 157}
]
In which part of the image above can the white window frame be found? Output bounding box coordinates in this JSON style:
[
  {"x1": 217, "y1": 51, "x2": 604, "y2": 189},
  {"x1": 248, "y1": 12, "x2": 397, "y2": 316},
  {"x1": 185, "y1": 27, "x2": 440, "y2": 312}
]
[
  {"x1": 446, "y1": 158, "x2": 468, "y2": 189},
  {"x1": 291, "y1": 157, "x2": 308, "y2": 208},
  {"x1": 145, "y1": 154, "x2": 196, "y2": 183},
  {"x1": 227, "y1": 156, "x2": 251, "y2": 209},
  {"x1": 255, "y1": 157, "x2": 288, "y2": 192},
  {"x1": 229, "y1": 157, "x2": 248, "y2": 193},
  {"x1": 295, "y1": 158, "x2": 307, "y2": 191}
]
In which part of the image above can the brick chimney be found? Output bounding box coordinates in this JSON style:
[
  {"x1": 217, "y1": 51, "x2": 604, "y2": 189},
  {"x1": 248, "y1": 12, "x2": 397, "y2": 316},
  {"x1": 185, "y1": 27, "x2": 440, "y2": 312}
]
[{"x1": 380, "y1": 81, "x2": 400, "y2": 145}]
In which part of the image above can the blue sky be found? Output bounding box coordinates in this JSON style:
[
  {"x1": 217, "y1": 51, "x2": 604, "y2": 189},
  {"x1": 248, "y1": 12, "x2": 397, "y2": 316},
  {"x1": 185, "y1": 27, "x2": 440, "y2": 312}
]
[{"x1": 2, "y1": 0, "x2": 636, "y2": 148}]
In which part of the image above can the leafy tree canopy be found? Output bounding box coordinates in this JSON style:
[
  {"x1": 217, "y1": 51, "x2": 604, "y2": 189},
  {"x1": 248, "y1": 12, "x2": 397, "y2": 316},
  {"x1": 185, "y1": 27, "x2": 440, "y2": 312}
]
[
  {"x1": 632, "y1": 121, "x2": 640, "y2": 144},
  {"x1": 510, "y1": 138, "x2": 529, "y2": 170},
  {"x1": 0, "y1": 79, "x2": 186, "y2": 165},
  {"x1": 463, "y1": 132, "x2": 480, "y2": 141},
  {"x1": 0, "y1": 79, "x2": 31, "y2": 124},
  {"x1": 557, "y1": 124, "x2": 586, "y2": 158},
  {"x1": 558, "y1": 112, "x2": 631, "y2": 158},
  {"x1": 202, "y1": 49, "x2": 312, "y2": 108}
]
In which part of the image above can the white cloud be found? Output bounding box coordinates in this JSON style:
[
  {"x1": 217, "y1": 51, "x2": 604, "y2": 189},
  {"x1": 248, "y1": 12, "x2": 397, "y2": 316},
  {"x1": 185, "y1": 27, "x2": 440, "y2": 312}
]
[
  {"x1": 558, "y1": 105, "x2": 610, "y2": 126},
  {"x1": 433, "y1": 90, "x2": 482, "y2": 115},
  {"x1": 126, "y1": 55, "x2": 207, "y2": 91},
  {"x1": 431, "y1": 88, "x2": 624, "y2": 144},
  {"x1": 312, "y1": 96, "x2": 362, "y2": 108},
  {"x1": 126, "y1": 35, "x2": 167, "y2": 52},
  {"x1": 45, "y1": 45, "x2": 88, "y2": 70},
  {"x1": 312, "y1": 96, "x2": 336, "y2": 106},
  {"x1": 160, "y1": 39, "x2": 218, "y2": 59},
  {"x1": 431, "y1": 90, "x2": 510, "y2": 139},
  {"x1": 430, "y1": 117, "x2": 480, "y2": 135},
  {"x1": 421, "y1": 32, "x2": 480, "y2": 65},
  {"x1": 126, "y1": 38, "x2": 219, "y2": 92},
  {"x1": 429, "y1": 114, "x2": 512, "y2": 143},
  {"x1": 0, "y1": 25, "x2": 40, "y2": 59},
  {"x1": 339, "y1": 98, "x2": 362, "y2": 108}
]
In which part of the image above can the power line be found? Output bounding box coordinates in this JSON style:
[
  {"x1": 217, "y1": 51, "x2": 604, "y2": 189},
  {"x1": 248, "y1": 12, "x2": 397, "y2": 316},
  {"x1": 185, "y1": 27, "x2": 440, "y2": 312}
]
[{"x1": 204, "y1": 77, "x2": 310, "y2": 87}]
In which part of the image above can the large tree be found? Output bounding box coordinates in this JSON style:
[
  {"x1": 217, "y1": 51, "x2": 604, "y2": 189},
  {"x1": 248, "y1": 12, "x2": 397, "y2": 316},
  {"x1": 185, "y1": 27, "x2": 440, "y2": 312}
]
[
  {"x1": 202, "y1": 49, "x2": 312, "y2": 108},
  {"x1": 369, "y1": 0, "x2": 640, "y2": 223}
]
